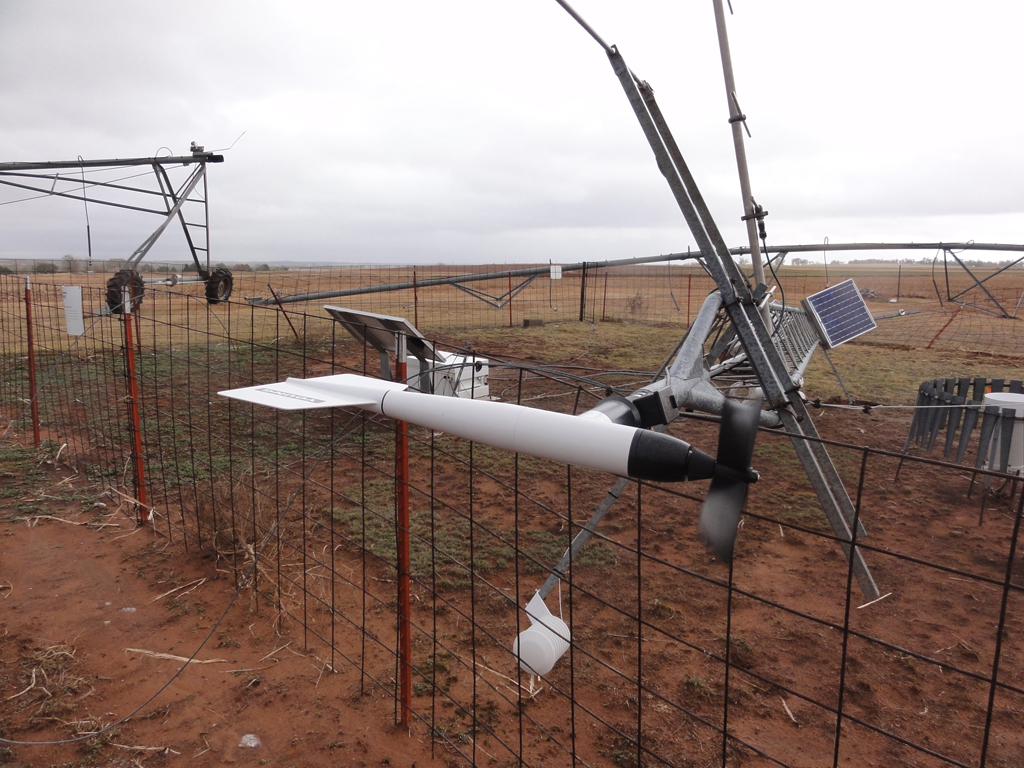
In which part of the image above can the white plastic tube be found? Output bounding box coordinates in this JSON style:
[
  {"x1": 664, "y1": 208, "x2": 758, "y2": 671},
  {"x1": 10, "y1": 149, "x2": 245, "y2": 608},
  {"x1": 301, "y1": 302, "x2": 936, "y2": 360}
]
[
  {"x1": 379, "y1": 388, "x2": 635, "y2": 477},
  {"x1": 221, "y1": 373, "x2": 656, "y2": 479}
]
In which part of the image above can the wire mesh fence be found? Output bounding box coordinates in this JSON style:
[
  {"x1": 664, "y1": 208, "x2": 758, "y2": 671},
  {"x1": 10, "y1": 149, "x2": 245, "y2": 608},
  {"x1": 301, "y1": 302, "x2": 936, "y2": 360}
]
[
  {"x1": 1, "y1": 270, "x2": 1022, "y2": 767},
  {"x1": 10, "y1": 260, "x2": 1024, "y2": 357}
]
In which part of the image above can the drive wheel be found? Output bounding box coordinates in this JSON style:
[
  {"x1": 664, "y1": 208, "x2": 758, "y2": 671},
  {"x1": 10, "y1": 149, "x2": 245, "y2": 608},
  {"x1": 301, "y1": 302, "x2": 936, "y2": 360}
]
[
  {"x1": 205, "y1": 268, "x2": 233, "y2": 303},
  {"x1": 105, "y1": 269, "x2": 145, "y2": 314}
]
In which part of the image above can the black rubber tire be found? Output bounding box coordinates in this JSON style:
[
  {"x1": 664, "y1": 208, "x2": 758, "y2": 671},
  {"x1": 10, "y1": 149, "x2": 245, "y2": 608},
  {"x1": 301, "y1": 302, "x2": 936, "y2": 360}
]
[
  {"x1": 105, "y1": 269, "x2": 145, "y2": 314},
  {"x1": 205, "y1": 268, "x2": 233, "y2": 304}
]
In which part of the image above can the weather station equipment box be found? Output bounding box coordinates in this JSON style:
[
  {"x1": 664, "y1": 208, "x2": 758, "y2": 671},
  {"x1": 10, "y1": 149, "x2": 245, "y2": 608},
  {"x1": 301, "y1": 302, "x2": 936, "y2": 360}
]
[{"x1": 406, "y1": 352, "x2": 489, "y2": 399}]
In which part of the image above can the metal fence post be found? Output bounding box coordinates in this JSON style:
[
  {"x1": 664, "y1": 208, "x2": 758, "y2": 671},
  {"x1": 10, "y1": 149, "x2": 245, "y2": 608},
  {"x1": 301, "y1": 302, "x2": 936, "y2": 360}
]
[
  {"x1": 601, "y1": 272, "x2": 608, "y2": 322},
  {"x1": 23, "y1": 277, "x2": 40, "y2": 447},
  {"x1": 394, "y1": 335, "x2": 412, "y2": 728},
  {"x1": 121, "y1": 283, "x2": 149, "y2": 522},
  {"x1": 578, "y1": 262, "x2": 588, "y2": 322}
]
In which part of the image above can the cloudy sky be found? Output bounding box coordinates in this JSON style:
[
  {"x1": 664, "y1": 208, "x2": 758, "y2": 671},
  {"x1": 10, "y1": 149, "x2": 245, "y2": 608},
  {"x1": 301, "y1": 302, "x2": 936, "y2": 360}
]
[{"x1": 1, "y1": 1, "x2": 1021, "y2": 266}]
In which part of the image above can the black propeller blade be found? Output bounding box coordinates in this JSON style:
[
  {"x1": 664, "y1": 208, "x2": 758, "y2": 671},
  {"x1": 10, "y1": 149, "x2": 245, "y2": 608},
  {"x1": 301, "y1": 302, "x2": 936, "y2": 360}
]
[{"x1": 698, "y1": 397, "x2": 761, "y2": 563}]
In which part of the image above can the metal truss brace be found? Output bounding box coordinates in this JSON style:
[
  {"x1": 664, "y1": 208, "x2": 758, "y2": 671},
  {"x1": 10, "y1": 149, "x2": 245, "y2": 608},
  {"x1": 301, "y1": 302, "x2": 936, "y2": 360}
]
[
  {"x1": 451, "y1": 274, "x2": 538, "y2": 309},
  {"x1": 123, "y1": 164, "x2": 207, "y2": 271},
  {"x1": 607, "y1": 47, "x2": 878, "y2": 599}
]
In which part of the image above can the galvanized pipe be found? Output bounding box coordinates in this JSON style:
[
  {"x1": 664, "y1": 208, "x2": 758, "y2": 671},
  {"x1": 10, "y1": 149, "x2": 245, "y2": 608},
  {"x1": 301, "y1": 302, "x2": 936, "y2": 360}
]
[
  {"x1": 0, "y1": 154, "x2": 223, "y2": 171},
  {"x1": 247, "y1": 252, "x2": 702, "y2": 306},
  {"x1": 711, "y1": 0, "x2": 770, "y2": 329}
]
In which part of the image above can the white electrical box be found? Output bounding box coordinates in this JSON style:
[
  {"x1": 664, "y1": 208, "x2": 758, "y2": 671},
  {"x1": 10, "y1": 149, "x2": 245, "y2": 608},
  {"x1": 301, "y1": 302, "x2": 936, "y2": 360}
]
[{"x1": 406, "y1": 352, "x2": 489, "y2": 399}]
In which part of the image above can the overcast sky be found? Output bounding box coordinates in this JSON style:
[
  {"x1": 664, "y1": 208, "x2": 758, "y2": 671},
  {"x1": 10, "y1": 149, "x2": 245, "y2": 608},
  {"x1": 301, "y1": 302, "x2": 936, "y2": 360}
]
[{"x1": 1, "y1": 1, "x2": 1021, "y2": 266}]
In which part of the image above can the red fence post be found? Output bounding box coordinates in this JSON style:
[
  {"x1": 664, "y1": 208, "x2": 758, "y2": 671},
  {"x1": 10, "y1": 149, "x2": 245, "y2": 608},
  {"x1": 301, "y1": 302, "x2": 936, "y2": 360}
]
[
  {"x1": 121, "y1": 282, "x2": 149, "y2": 522},
  {"x1": 23, "y1": 277, "x2": 40, "y2": 447},
  {"x1": 394, "y1": 348, "x2": 412, "y2": 728}
]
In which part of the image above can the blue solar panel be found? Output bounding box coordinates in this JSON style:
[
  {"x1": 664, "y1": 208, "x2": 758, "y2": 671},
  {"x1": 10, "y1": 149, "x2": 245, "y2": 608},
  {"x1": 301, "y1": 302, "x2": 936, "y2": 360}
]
[{"x1": 800, "y1": 279, "x2": 876, "y2": 349}]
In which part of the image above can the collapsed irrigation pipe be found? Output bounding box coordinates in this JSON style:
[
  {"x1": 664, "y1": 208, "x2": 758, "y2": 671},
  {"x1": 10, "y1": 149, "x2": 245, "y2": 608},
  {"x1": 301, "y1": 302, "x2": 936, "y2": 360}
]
[{"x1": 245, "y1": 242, "x2": 1024, "y2": 308}]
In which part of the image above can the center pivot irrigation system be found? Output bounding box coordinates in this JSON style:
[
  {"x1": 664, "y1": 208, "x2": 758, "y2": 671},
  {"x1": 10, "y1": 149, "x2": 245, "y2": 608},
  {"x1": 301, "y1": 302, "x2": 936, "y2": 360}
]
[
  {"x1": 221, "y1": 0, "x2": 886, "y2": 689},
  {"x1": 0, "y1": 142, "x2": 232, "y2": 312}
]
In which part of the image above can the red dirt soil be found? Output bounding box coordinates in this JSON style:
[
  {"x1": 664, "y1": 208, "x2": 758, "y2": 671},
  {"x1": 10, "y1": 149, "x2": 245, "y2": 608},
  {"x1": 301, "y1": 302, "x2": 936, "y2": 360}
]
[
  {"x1": 2, "y1": 382, "x2": 1023, "y2": 768},
  {"x1": 0, "y1": 459, "x2": 445, "y2": 768}
]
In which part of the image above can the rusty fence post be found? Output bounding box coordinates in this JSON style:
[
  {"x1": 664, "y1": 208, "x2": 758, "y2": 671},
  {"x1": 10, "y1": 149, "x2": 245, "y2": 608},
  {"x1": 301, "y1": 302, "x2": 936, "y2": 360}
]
[
  {"x1": 23, "y1": 277, "x2": 40, "y2": 447},
  {"x1": 394, "y1": 338, "x2": 412, "y2": 728},
  {"x1": 121, "y1": 281, "x2": 149, "y2": 522}
]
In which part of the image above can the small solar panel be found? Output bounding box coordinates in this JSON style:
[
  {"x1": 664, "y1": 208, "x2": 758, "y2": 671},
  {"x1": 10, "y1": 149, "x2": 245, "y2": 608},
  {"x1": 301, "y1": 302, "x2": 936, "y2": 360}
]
[
  {"x1": 323, "y1": 306, "x2": 444, "y2": 363},
  {"x1": 800, "y1": 279, "x2": 876, "y2": 349}
]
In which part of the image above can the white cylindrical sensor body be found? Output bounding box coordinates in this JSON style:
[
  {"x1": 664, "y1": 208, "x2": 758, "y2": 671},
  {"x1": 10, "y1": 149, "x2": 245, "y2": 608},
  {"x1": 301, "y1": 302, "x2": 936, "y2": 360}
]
[{"x1": 380, "y1": 388, "x2": 635, "y2": 477}]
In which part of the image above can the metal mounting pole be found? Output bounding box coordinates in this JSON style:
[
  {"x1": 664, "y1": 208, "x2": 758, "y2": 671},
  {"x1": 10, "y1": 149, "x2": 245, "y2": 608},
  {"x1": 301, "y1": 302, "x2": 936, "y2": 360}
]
[
  {"x1": 711, "y1": 0, "x2": 771, "y2": 329},
  {"x1": 606, "y1": 45, "x2": 878, "y2": 599},
  {"x1": 394, "y1": 334, "x2": 412, "y2": 728}
]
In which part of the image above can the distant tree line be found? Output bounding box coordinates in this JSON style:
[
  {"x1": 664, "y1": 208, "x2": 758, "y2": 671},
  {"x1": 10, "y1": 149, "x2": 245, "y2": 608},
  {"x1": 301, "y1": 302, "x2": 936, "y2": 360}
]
[{"x1": 0, "y1": 259, "x2": 282, "y2": 275}]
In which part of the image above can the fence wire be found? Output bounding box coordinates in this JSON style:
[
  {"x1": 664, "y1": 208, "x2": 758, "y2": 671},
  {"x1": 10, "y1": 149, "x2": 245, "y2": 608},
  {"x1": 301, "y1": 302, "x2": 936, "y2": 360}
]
[{"x1": 1, "y1": 270, "x2": 1022, "y2": 767}]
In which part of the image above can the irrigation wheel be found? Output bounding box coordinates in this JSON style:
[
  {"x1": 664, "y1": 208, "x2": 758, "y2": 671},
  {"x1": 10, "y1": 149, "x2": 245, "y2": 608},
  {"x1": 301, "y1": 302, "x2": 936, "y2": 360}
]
[
  {"x1": 204, "y1": 268, "x2": 233, "y2": 304},
  {"x1": 105, "y1": 269, "x2": 145, "y2": 314}
]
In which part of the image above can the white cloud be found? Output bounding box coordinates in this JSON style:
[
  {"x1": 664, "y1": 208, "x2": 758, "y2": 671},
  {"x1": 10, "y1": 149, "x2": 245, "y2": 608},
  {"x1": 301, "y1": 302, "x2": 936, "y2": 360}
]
[{"x1": 1, "y1": 0, "x2": 1021, "y2": 266}]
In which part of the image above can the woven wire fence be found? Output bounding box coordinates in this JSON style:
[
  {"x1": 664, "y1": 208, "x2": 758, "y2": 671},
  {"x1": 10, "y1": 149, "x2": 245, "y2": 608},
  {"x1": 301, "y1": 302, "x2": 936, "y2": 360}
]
[
  {"x1": 1, "y1": 272, "x2": 1022, "y2": 767},
  {"x1": 12, "y1": 260, "x2": 1024, "y2": 358}
]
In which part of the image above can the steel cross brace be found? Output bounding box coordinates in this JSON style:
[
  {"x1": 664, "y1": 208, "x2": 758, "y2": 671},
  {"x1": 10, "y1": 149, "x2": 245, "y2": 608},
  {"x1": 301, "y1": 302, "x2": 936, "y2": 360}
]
[
  {"x1": 943, "y1": 249, "x2": 1020, "y2": 318},
  {"x1": 607, "y1": 47, "x2": 878, "y2": 599},
  {"x1": 149, "y1": 163, "x2": 211, "y2": 276},
  {"x1": 451, "y1": 274, "x2": 538, "y2": 308},
  {"x1": 124, "y1": 163, "x2": 208, "y2": 272}
]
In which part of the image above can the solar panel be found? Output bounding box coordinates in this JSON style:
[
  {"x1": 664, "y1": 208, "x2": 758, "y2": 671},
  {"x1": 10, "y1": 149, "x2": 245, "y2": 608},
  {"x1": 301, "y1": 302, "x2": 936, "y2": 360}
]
[
  {"x1": 323, "y1": 306, "x2": 444, "y2": 363},
  {"x1": 800, "y1": 279, "x2": 877, "y2": 349}
]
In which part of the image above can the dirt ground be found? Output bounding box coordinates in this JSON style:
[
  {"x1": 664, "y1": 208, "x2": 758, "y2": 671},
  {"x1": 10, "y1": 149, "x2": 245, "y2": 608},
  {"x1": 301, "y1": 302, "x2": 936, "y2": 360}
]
[
  {"x1": 2, "y1": 327, "x2": 1024, "y2": 768},
  {"x1": 0, "y1": 449, "x2": 445, "y2": 768}
]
